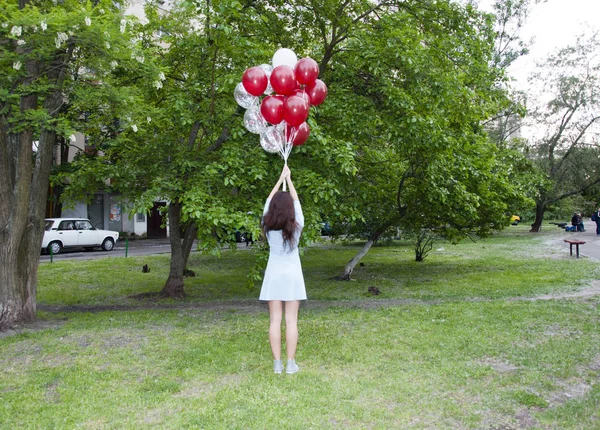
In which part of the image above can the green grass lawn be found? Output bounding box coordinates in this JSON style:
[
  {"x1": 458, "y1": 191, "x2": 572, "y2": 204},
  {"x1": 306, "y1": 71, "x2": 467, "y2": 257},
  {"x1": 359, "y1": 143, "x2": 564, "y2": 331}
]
[{"x1": 2, "y1": 225, "x2": 599, "y2": 428}]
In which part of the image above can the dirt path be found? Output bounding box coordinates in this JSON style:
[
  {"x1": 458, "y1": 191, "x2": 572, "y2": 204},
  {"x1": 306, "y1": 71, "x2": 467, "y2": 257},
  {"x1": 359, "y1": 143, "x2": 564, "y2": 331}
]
[{"x1": 3, "y1": 282, "x2": 598, "y2": 338}]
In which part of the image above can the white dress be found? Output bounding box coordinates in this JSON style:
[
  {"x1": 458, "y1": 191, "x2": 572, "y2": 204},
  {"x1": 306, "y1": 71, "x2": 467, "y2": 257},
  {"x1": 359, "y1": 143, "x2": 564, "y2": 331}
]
[{"x1": 259, "y1": 198, "x2": 306, "y2": 301}]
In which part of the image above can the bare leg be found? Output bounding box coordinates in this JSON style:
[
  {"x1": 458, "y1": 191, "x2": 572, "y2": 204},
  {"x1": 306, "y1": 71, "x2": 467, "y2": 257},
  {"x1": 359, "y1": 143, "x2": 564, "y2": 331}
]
[
  {"x1": 284, "y1": 300, "x2": 300, "y2": 360},
  {"x1": 268, "y1": 300, "x2": 283, "y2": 360}
]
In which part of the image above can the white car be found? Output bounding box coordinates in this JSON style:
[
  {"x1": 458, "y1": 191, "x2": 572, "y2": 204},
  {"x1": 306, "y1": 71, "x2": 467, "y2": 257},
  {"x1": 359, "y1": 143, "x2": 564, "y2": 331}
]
[{"x1": 42, "y1": 218, "x2": 119, "y2": 255}]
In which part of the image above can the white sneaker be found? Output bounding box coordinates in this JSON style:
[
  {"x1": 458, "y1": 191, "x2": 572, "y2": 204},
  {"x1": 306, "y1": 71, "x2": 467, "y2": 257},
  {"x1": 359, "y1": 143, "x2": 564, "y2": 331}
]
[
  {"x1": 274, "y1": 360, "x2": 283, "y2": 374},
  {"x1": 286, "y1": 360, "x2": 299, "y2": 374}
]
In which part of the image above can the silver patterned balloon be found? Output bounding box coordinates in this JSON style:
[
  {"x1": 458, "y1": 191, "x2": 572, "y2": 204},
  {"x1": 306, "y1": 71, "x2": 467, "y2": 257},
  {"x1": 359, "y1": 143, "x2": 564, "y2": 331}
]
[
  {"x1": 260, "y1": 126, "x2": 284, "y2": 153},
  {"x1": 234, "y1": 82, "x2": 258, "y2": 109},
  {"x1": 259, "y1": 63, "x2": 274, "y2": 95},
  {"x1": 243, "y1": 105, "x2": 268, "y2": 134}
]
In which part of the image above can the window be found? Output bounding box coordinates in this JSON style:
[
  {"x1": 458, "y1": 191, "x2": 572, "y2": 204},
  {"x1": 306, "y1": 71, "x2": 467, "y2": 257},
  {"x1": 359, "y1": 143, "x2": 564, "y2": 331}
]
[
  {"x1": 136, "y1": 213, "x2": 145, "y2": 222},
  {"x1": 58, "y1": 221, "x2": 75, "y2": 230},
  {"x1": 75, "y1": 220, "x2": 93, "y2": 230}
]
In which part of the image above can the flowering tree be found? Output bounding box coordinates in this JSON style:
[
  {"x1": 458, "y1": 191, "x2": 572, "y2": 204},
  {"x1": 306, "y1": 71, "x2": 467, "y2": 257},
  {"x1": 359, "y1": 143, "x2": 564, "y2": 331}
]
[{"x1": 0, "y1": 0, "x2": 154, "y2": 327}]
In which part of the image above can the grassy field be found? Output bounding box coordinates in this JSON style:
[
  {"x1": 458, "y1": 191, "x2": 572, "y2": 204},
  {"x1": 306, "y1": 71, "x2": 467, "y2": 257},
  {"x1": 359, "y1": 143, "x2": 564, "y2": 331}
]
[{"x1": 2, "y1": 224, "x2": 599, "y2": 429}]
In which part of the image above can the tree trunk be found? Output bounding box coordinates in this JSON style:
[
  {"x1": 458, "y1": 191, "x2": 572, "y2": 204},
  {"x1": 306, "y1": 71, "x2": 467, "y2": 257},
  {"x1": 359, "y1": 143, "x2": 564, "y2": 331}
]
[
  {"x1": 530, "y1": 201, "x2": 546, "y2": 232},
  {"x1": 339, "y1": 228, "x2": 387, "y2": 280},
  {"x1": 182, "y1": 222, "x2": 198, "y2": 270},
  {"x1": 0, "y1": 99, "x2": 57, "y2": 328},
  {"x1": 161, "y1": 202, "x2": 186, "y2": 298}
]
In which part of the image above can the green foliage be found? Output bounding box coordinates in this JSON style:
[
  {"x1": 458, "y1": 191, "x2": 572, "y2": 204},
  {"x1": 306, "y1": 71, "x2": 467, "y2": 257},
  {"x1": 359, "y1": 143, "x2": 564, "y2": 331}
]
[
  {"x1": 300, "y1": 1, "x2": 528, "y2": 243},
  {"x1": 1, "y1": 0, "x2": 154, "y2": 140}
]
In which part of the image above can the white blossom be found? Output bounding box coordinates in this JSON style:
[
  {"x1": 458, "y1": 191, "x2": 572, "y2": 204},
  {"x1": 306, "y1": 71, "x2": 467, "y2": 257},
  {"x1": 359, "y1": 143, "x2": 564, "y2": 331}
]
[
  {"x1": 32, "y1": 25, "x2": 38, "y2": 33},
  {"x1": 158, "y1": 72, "x2": 165, "y2": 81},
  {"x1": 146, "y1": 117, "x2": 152, "y2": 123},
  {"x1": 99, "y1": 8, "x2": 105, "y2": 14},
  {"x1": 131, "y1": 124, "x2": 138, "y2": 132},
  {"x1": 110, "y1": 60, "x2": 118, "y2": 69},
  {"x1": 13, "y1": 61, "x2": 22, "y2": 70},
  {"x1": 2, "y1": 23, "x2": 8, "y2": 28},
  {"x1": 10, "y1": 26, "x2": 22, "y2": 37},
  {"x1": 105, "y1": 41, "x2": 111, "y2": 49},
  {"x1": 153, "y1": 80, "x2": 163, "y2": 89},
  {"x1": 85, "y1": 17, "x2": 91, "y2": 26},
  {"x1": 182, "y1": 72, "x2": 189, "y2": 80},
  {"x1": 69, "y1": 134, "x2": 77, "y2": 142},
  {"x1": 120, "y1": 19, "x2": 127, "y2": 34},
  {"x1": 40, "y1": 20, "x2": 47, "y2": 31},
  {"x1": 55, "y1": 32, "x2": 68, "y2": 48},
  {"x1": 17, "y1": 39, "x2": 26, "y2": 46},
  {"x1": 135, "y1": 55, "x2": 145, "y2": 64}
]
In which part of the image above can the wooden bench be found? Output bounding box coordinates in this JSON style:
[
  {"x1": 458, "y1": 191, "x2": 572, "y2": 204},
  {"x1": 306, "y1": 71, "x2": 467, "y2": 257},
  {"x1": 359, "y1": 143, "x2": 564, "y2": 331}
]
[{"x1": 564, "y1": 239, "x2": 586, "y2": 258}]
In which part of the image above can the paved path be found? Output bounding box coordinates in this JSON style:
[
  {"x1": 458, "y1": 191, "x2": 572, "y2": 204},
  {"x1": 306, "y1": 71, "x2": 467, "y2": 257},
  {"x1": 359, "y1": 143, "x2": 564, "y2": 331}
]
[
  {"x1": 549, "y1": 218, "x2": 600, "y2": 259},
  {"x1": 39, "y1": 238, "x2": 251, "y2": 262}
]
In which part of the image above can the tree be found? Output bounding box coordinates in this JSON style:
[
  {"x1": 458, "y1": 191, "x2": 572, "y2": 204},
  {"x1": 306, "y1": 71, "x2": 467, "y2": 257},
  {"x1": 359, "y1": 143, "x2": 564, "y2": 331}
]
[
  {"x1": 0, "y1": 0, "x2": 152, "y2": 327},
  {"x1": 309, "y1": 1, "x2": 525, "y2": 279},
  {"x1": 527, "y1": 33, "x2": 600, "y2": 232}
]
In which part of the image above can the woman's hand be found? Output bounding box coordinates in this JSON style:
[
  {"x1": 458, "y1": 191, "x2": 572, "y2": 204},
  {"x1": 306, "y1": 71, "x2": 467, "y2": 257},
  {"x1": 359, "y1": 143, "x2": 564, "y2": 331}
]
[{"x1": 282, "y1": 165, "x2": 291, "y2": 180}]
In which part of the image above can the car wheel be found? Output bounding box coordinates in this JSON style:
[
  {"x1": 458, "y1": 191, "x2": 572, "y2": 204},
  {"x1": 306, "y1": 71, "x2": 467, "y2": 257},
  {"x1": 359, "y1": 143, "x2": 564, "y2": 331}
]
[
  {"x1": 101, "y1": 238, "x2": 114, "y2": 251},
  {"x1": 47, "y1": 241, "x2": 62, "y2": 255}
]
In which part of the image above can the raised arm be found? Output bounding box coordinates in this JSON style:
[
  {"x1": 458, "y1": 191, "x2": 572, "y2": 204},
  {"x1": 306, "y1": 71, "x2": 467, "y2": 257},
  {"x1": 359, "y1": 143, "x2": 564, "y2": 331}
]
[
  {"x1": 284, "y1": 165, "x2": 299, "y2": 201},
  {"x1": 268, "y1": 167, "x2": 287, "y2": 200}
]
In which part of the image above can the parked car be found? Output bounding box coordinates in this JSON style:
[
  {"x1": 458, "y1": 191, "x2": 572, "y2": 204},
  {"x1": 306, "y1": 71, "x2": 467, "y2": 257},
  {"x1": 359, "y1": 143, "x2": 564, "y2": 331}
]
[
  {"x1": 320, "y1": 221, "x2": 332, "y2": 236},
  {"x1": 234, "y1": 230, "x2": 253, "y2": 243},
  {"x1": 42, "y1": 218, "x2": 119, "y2": 255}
]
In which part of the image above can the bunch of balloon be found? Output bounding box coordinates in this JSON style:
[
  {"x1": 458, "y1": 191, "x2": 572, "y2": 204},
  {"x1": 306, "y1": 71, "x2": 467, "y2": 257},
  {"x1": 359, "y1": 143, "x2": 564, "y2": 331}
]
[{"x1": 234, "y1": 48, "x2": 327, "y2": 189}]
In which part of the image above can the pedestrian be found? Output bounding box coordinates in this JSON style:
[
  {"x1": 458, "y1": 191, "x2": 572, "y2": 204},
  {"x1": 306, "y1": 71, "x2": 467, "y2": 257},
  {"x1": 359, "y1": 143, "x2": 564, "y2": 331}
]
[
  {"x1": 591, "y1": 208, "x2": 600, "y2": 235},
  {"x1": 571, "y1": 212, "x2": 585, "y2": 232},
  {"x1": 577, "y1": 212, "x2": 585, "y2": 232},
  {"x1": 260, "y1": 165, "x2": 306, "y2": 374}
]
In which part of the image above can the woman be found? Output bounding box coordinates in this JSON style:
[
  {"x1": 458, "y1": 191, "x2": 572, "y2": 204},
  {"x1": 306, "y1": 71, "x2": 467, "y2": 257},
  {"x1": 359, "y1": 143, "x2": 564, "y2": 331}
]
[{"x1": 260, "y1": 165, "x2": 305, "y2": 374}]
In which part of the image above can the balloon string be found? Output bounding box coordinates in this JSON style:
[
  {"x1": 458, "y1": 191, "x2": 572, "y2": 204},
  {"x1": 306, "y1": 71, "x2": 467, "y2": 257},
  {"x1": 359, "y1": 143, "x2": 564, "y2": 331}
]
[
  {"x1": 279, "y1": 122, "x2": 298, "y2": 192},
  {"x1": 283, "y1": 158, "x2": 287, "y2": 191}
]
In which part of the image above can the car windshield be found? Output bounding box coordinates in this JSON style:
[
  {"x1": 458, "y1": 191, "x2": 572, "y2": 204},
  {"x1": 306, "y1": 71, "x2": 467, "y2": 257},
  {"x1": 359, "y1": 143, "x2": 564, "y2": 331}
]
[{"x1": 44, "y1": 220, "x2": 54, "y2": 231}]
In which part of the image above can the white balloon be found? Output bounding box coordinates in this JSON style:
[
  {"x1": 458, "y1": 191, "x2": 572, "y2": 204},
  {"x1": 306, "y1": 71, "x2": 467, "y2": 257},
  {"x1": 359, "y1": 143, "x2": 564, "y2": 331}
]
[
  {"x1": 259, "y1": 63, "x2": 274, "y2": 95},
  {"x1": 260, "y1": 126, "x2": 284, "y2": 153},
  {"x1": 234, "y1": 82, "x2": 258, "y2": 109},
  {"x1": 244, "y1": 105, "x2": 268, "y2": 134},
  {"x1": 272, "y1": 48, "x2": 298, "y2": 69}
]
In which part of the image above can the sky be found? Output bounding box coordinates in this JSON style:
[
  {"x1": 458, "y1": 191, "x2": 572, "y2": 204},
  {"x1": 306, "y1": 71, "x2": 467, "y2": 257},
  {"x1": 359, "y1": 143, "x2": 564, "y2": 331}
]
[{"x1": 477, "y1": 0, "x2": 600, "y2": 90}]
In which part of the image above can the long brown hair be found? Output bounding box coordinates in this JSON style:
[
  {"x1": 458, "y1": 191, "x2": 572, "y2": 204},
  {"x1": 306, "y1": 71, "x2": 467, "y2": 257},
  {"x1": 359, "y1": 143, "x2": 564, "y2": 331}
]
[{"x1": 263, "y1": 191, "x2": 298, "y2": 250}]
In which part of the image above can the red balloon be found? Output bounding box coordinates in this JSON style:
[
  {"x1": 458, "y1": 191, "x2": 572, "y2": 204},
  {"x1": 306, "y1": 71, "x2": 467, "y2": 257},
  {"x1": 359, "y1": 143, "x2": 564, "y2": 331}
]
[
  {"x1": 283, "y1": 96, "x2": 309, "y2": 127},
  {"x1": 270, "y1": 66, "x2": 296, "y2": 96},
  {"x1": 242, "y1": 66, "x2": 268, "y2": 97},
  {"x1": 306, "y1": 79, "x2": 327, "y2": 106},
  {"x1": 260, "y1": 95, "x2": 284, "y2": 125},
  {"x1": 295, "y1": 58, "x2": 319, "y2": 85},
  {"x1": 293, "y1": 89, "x2": 311, "y2": 106},
  {"x1": 286, "y1": 122, "x2": 310, "y2": 146}
]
